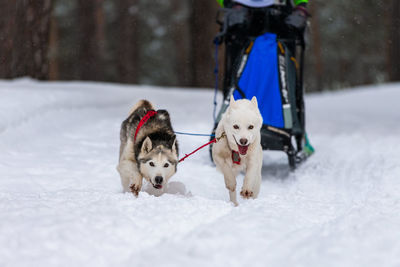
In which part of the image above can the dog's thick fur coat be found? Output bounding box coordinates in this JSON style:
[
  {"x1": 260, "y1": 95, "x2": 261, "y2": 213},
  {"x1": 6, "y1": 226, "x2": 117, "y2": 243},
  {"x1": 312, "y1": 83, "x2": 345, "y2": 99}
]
[
  {"x1": 212, "y1": 96, "x2": 263, "y2": 205},
  {"x1": 117, "y1": 100, "x2": 178, "y2": 196}
]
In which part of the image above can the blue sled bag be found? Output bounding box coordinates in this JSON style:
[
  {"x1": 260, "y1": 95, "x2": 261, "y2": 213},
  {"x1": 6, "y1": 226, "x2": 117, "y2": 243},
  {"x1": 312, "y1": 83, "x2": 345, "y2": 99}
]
[{"x1": 233, "y1": 32, "x2": 302, "y2": 136}]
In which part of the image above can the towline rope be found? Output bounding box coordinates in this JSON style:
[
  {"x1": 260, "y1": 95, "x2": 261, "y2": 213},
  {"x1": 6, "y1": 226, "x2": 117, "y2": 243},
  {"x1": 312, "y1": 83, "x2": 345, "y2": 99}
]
[
  {"x1": 179, "y1": 132, "x2": 226, "y2": 163},
  {"x1": 174, "y1": 131, "x2": 215, "y2": 137}
]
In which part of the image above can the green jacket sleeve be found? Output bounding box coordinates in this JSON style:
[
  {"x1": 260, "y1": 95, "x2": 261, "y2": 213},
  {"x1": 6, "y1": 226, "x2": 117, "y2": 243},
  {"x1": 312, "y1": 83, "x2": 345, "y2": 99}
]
[{"x1": 294, "y1": 0, "x2": 308, "y2": 5}]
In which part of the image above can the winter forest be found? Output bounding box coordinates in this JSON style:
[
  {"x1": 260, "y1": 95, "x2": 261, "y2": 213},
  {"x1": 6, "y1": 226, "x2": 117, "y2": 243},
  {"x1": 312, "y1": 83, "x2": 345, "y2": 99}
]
[{"x1": 1, "y1": 0, "x2": 399, "y2": 90}]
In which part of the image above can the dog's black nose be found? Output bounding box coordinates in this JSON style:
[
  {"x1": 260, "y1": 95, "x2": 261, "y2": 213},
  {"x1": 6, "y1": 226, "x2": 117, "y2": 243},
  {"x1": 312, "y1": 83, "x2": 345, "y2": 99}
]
[
  {"x1": 155, "y1": 176, "x2": 163, "y2": 184},
  {"x1": 240, "y1": 138, "x2": 248, "y2": 145}
]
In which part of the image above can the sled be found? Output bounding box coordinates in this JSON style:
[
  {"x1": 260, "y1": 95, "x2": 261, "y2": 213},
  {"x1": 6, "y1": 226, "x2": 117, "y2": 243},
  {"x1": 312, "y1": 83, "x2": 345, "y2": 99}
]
[{"x1": 210, "y1": 3, "x2": 314, "y2": 170}]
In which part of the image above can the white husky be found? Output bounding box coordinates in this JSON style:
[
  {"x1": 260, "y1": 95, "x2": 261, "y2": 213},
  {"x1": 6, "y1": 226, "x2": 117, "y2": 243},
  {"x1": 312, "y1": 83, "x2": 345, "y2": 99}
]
[{"x1": 212, "y1": 96, "x2": 263, "y2": 205}]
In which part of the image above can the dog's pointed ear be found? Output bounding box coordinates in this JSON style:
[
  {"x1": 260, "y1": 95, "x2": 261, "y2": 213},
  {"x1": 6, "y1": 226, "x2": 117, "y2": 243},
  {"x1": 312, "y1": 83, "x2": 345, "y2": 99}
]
[
  {"x1": 251, "y1": 96, "x2": 258, "y2": 108},
  {"x1": 229, "y1": 95, "x2": 235, "y2": 106},
  {"x1": 171, "y1": 136, "x2": 178, "y2": 156},
  {"x1": 141, "y1": 137, "x2": 152, "y2": 154}
]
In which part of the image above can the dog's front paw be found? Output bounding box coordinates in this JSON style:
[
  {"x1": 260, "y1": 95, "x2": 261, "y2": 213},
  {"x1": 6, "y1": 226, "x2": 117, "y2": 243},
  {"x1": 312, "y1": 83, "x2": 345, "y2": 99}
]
[
  {"x1": 130, "y1": 184, "x2": 141, "y2": 196},
  {"x1": 240, "y1": 189, "x2": 254, "y2": 199}
]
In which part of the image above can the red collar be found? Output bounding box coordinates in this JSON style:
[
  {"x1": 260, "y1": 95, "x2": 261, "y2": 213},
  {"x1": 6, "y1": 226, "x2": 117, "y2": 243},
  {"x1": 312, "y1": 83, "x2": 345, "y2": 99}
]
[
  {"x1": 134, "y1": 110, "x2": 157, "y2": 142},
  {"x1": 232, "y1": 150, "x2": 241, "y2": 165}
]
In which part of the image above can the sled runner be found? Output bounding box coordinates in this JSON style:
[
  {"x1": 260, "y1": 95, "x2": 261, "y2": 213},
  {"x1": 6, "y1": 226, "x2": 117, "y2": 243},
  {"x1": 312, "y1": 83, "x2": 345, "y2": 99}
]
[{"x1": 211, "y1": 2, "x2": 314, "y2": 169}]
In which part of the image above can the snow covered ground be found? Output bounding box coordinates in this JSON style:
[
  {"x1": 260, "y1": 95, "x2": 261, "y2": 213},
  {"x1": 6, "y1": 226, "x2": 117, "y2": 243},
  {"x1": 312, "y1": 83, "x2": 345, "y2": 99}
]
[{"x1": 0, "y1": 79, "x2": 399, "y2": 267}]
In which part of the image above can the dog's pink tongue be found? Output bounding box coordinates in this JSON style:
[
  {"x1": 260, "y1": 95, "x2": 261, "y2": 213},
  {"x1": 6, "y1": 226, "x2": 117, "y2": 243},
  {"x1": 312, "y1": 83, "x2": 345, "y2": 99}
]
[
  {"x1": 154, "y1": 184, "x2": 162, "y2": 189},
  {"x1": 238, "y1": 145, "x2": 248, "y2": 155}
]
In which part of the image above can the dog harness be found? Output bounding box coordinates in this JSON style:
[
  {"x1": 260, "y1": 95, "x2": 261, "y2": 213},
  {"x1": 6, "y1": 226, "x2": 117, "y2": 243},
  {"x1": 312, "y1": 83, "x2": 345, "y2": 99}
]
[
  {"x1": 134, "y1": 110, "x2": 158, "y2": 142},
  {"x1": 232, "y1": 151, "x2": 241, "y2": 165}
]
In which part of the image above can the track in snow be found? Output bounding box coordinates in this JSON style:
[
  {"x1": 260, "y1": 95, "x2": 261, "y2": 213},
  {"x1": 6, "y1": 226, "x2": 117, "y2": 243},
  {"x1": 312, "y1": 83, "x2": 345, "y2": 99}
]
[{"x1": 0, "y1": 79, "x2": 399, "y2": 267}]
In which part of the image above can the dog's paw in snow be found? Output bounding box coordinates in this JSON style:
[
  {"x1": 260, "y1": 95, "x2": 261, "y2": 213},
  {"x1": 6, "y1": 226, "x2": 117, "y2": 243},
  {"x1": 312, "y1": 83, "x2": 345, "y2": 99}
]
[
  {"x1": 130, "y1": 183, "x2": 141, "y2": 196},
  {"x1": 240, "y1": 189, "x2": 254, "y2": 199}
]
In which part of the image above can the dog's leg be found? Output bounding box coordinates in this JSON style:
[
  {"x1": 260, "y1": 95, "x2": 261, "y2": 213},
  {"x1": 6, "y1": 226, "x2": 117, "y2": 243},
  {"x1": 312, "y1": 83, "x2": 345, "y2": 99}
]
[
  {"x1": 225, "y1": 170, "x2": 238, "y2": 205},
  {"x1": 241, "y1": 151, "x2": 262, "y2": 199},
  {"x1": 214, "y1": 155, "x2": 238, "y2": 205},
  {"x1": 241, "y1": 173, "x2": 260, "y2": 199},
  {"x1": 241, "y1": 173, "x2": 261, "y2": 199},
  {"x1": 117, "y1": 159, "x2": 143, "y2": 196},
  {"x1": 129, "y1": 172, "x2": 143, "y2": 197},
  {"x1": 228, "y1": 187, "x2": 238, "y2": 206}
]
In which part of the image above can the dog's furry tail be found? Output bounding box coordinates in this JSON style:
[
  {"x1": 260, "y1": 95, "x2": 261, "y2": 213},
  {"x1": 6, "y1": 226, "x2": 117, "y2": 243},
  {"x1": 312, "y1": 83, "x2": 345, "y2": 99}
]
[{"x1": 128, "y1": 100, "x2": 155, "y2": 116}]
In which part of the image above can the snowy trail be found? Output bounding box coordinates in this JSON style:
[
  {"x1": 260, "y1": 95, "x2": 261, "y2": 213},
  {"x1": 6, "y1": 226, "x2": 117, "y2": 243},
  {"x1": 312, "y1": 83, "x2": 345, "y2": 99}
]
[{"x1": 0, "y1": 79, "x2": 399, "y2": 267}]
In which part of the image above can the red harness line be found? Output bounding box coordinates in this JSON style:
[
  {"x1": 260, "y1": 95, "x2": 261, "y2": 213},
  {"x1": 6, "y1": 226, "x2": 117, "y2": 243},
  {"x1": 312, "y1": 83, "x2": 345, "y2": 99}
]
[
  {"x1": 134, "y1": 112, "x2": 230, "y2": 164},
  {"x1": 179, "y1": 139, "x2": 217, "y2": 163},
  {"x1": 134, "y1": 110, "x2": 158, "y2": 142},
  {"x1": 179, "y1": 132, "x2": 226, "y2": 163}
]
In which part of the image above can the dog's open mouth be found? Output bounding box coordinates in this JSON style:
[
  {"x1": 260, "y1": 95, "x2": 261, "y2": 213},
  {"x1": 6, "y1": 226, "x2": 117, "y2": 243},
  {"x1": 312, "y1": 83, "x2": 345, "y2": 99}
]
[
  {"x1": 149, "y1": 180, "x2": 163, "y2": 189},
  {"x1": 237, "y1": 144, "x2": 249, "y2": 155},
  {"x1": 233, "y1": 136, "x2": 249, "y2": 155},
  {"x1": 153, "y1": 184, "x2": 163, "y2": 189}
]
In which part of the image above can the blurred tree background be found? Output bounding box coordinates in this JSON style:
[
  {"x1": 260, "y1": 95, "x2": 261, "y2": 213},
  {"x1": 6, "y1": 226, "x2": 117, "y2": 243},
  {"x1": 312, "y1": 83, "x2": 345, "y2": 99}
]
[{"x1": 0, "y1": 0, "x2": 399, "y2": 92}]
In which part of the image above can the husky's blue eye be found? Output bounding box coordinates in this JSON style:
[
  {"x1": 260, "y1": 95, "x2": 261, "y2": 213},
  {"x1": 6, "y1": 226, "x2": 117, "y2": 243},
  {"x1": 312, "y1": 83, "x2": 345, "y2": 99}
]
[
  {"x1": 233, "y1": 125, "x2": 239, "y2": 130},
  {"x1": 149, "y1": 162, "x2": 155, "y2": 167},
  {"x1": 163, "y1": 163, "x2": 169, "y2": 168}
]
